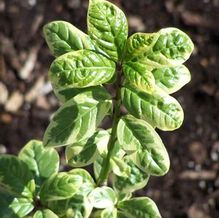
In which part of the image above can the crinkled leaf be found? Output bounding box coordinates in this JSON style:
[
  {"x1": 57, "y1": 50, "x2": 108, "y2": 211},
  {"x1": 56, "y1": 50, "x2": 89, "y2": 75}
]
[
  {"x1": 152, "y1": 65, "x2": 191, "y2": 94},
  {"x1": 88, "y1": 186, "x2": 117, "y2": 209},
  {"x1": 0, "y1": 155, "x2": 35, "y2": 199},
  {"x1": 39, "y1": 172, "x2": 83, "y2": 204},
  {"x1": 118, "y1": 197, "x2": 161, "y2": 218},
  {"x1": 0, "y1": 192, "x2": 34, "y2": 218},
  {"x1": 49, "y1": 50, "x2": 115, "y2": 89},
  {"x1": 68, "y1": 169, "x2": 95, "y2": 196},
  {"x1": 43, "y1": 21, "x2": 94, "y2": 57},
  {"x1": 117, "y1": 115, "x2": 170, "y2": 175},
  {"x1": 47, "y1": 194, "x2": 92, "y2": 218},
  {"x1": 33, "y1": 209, "x2": 59, "y2": 218},
  {"x1": 121, "y1": 85, "x2": 184, "y2": 131},
  {"x1": 43, "y1": 87, "x2": 112, "y2": 147},
  {"x1": 18, "y1": 140, "x2": 59, "y2": 188},
  {"x1": 112, "y1": 157, "x2": 149, "y2": 193},
  {"x1": 88, "y1": 0, "x2": 128, "y2": 61},
  {"x1": 124, "y1": 28, "x2": 194, "y2": 66},
  {"x1": 66, "y1": 130, "x2": 110, "y2": 167},
  {"x1": 123, "y1": 61, "x2": 155, "y2": 93}
]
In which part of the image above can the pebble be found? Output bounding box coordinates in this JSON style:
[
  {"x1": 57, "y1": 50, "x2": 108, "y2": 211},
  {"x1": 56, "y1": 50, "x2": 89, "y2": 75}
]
[{"x1": 0, "y1": 144, "x2": 7, "y2": 154}]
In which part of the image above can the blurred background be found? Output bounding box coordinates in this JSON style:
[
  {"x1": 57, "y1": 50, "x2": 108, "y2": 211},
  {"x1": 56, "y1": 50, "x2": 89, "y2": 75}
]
[{"x1": 0, "y1": 0, "x2": 219, "y2": 217}]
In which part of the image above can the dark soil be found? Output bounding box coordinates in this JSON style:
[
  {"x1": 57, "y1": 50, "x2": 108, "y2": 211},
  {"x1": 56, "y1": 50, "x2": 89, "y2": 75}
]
[{"x1": 1, "y1": 0, "x2": 219, "y2": 217}]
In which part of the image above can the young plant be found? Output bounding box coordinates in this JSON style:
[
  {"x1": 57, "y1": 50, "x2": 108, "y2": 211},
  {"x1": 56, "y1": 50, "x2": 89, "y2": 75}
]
[{"x1": 0, "y1": 0, "x2": 194, "y2": 217}]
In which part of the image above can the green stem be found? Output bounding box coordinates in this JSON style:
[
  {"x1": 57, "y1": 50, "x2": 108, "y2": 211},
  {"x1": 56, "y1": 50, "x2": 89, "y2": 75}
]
[{"x1": 97, "y1": 64, "x2": 122, "y2": 186}]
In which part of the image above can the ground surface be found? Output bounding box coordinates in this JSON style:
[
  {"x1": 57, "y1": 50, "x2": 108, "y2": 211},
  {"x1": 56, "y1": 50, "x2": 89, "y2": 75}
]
[{"x1": 0, "y1": 0, "x2": 219, "y2": 217}]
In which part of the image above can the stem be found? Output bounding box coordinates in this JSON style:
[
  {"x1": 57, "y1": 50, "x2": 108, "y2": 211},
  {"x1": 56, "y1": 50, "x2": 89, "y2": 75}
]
[{"x1": 97, "y1": 64, "x2": 122, "y2": 186}]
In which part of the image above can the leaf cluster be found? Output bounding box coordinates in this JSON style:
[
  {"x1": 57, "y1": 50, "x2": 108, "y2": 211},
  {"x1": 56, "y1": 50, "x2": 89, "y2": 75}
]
[{"x1": 0, "y1": 0, "x2": 194, "y2": 217}]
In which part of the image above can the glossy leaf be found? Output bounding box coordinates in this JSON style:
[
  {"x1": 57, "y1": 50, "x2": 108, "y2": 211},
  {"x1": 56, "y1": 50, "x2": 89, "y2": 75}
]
[
  {"x1": 43, "y1": 87, "x2": 112, "y2": 147},
  {"x1": 88, "y1": 186, "x2": 117, "y2": 209},
  {"x1": 66, "y1": 130, "x2": 110, "y2": 167},
  {"x1": 152, "y1": 65, "x2": 191, "y2": 94},
  {"x1": 43, "y1": 21, "x2": 94, "y2": 57},
  {"x1": 118, "y1": 197, "x2": 161, "y2": 218},
  {"x1": 18, "y1": 140, "x2": 59, "y2": 188},
  {"x1": 39, "y1": 172, "x2": 83, "y2": 203},
  {"x1": 113, "y1": 157, "x2": 149, "y2": 193},
  {"x1": 88, "y1": 0, "x2": 128, "y2": 61},
  {"x1": 121, "y1": 85, "x2": 184, "y2": 131},
  {"x1": 124, "y1": 28, "x2": 194, "y2": 66},
  {"x1": 47, "y1": 194, "x2": 92, "y2": 218},
  {"x1": 54, "y1": 86, "x2": 104, "y2": 103},
  {"x1": 49, "y1": 50, "x2": 115, "y2": 90},
  {"x1": 117, "y1": 115, "x2": 170, "y2": 175},
  {"x1": 0, "y1": 155, "x2": 35, "y2": 199},
  {"x1": 68, "y1": 169, "x2": 95, "y2": 196},
  {"x1": 33, "y1": 209, "x2": 59, "y2": 218},
  {"x1": 0, "y1": 192, "x2": 34, "y2": 218},
  {"x1": 122, "y1": 61, "x2": 155, "y2": 93},
  {"x1": 110, "y1": 156, "x2": 131, "y2": 177}
]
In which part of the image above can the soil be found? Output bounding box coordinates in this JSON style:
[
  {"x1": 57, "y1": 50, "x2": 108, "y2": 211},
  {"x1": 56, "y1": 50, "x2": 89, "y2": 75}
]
[{"x1": 1, "y1": 0, "x2": 219, "y2": 217}]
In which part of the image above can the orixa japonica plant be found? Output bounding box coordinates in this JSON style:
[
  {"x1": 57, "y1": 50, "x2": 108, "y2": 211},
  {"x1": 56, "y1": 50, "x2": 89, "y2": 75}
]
[{"x1": 0, "y1": 0, "x2": 194, "y2": 217}]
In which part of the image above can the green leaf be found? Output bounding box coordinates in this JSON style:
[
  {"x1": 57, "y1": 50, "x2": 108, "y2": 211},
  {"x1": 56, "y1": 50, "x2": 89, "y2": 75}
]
[
  {"x1": 88, "y1": 186, "x2": 117, "y2": 209},
  {"x1": 43, "y1": 21, "x2": 95, "y2": 57},
  {"x1": 47, "y1": 194, "x2": 92, "y2": 218},
  {"x1": 88, "y1": 0, "x2": 128, "y2": 61},
  {"x1": 122, "y1": 61, "x2": 155, "y2": 93},
  {"x1": 39, "y1": 172, "x2": 83, "y2": 203},
  {"x1": 54, "y1": 86, "x2": 103, "y2": 103},
  {"x1": 124, "y1": 28, "x2": 194, "y2": 66},
  {"x1": 92, "y1": 208, "x2": 117, "y2": 218},
  {"x1": 93, "y1": 154, "x2": 104, "y2": 181},
  {"x1": 66, "y1": 130, "x2": 110, "y2": 167},
  {"x1": 49, "y1": 50, "x2": 115, "y2": 90},
  {"x1": 112, "y1": 157, "x2": 149, "y2": 193},
  {"x1": 33, "y1": 209, "x2": 59, "y2": 218},
  {"x1": 152, "y1": 65, "x2": 191, "y2": 94},
  {"x1": 110, "y1": 156, "x2": 131, "y2": 177},
  {"x1": 118, "y1": 197, "x2": 162, "y2": 218},
  {"x1": 121, "y1": 85, "x2": 184, "y2": 131},
  {"x1": 0, "y1": 155, "x2": 35, "y2": 199},
  {"x1": 0, "y1": 192, "x2": 34, "y2": 218},
  {"x1": 43, "y1": 87, "x2": 112, "y2": 147},
  {"x1": 117, "y1": 115, "x2": 170, "y2": 176},
  {"x1": 18, "y1": 140, "x2": 59, "y2": 188},
  {"x1": 68, "y1": 169, "x2": 95, "y2": 196}
]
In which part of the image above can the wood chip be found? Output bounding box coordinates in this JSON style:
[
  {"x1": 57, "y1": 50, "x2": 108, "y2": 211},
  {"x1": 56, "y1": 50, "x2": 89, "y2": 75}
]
[
  {"x1": 19, "y1": 45, "x2": 40, "y2": 80},
  {"x1": 5, "y1": 91, "x2": 24, "y2": 113},
  {"x1": 179, "y1": 170, "x2": 217, "y2": 180},
  {"x1": 0, "y1": 82, "x2": 8, "y2": 105},
  {"x1": 25, "y1": 76, "x2": 45, "y2": 102},
  {"x1": 189, "y1": 142, "x2": 207, "y2": 164},
  {"x1": 128, "y1": 15, "x2": 146, "y2": 32},
  {"x1": 188, "y1": 204, "x2": 210, "y2": 218}
]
